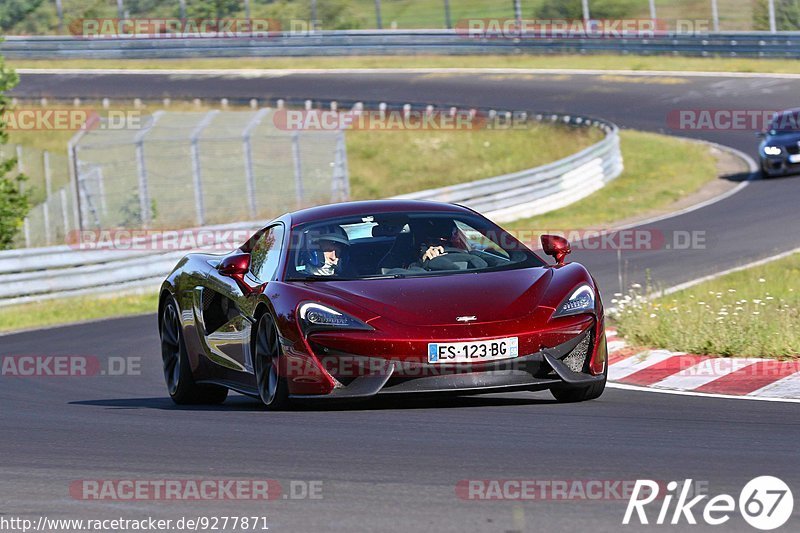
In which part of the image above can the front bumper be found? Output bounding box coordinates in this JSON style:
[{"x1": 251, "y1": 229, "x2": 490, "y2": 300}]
[
  {"x1": 289, "y1": 328, "x2": 606, "y2": 400},
  {"x1": 761, "y1": 156, "x2": 800, "y2": 176}
]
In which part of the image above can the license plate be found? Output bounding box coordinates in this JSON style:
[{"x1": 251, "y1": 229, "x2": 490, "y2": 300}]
[
  {"x1": 789, "y1": 154, "x2": 800, "y2": 163},
  {"x1": 427, "y1": 337, "x2": 519, "y2": 364}
]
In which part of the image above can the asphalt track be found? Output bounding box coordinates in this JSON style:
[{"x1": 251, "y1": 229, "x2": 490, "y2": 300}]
[{"x1": 3, "y1": 70, "x2": 800, "y2": 532}]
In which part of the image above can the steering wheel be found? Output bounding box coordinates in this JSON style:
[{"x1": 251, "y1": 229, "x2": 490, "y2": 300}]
[{"x1": 422, "y1": 248, "x2": 488, "y2": 271}]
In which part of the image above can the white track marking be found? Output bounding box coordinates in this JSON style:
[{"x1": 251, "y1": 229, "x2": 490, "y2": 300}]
[
  {"x1": 650, "y1": 357, "x2": 761, "y2": 391},
  {"x1": 607, "y1": 350, "x2": 679, "y2": 381},
  {"x1": 607, "y1": 382, "x2": 800, "y2": 403},
  {"x1": 748, "y1": 371, "x2": 800, "y2": 398},
  {"x1": 658, "y1": 246, "x2": 800, "y2": 297},
  {"x1": 607, "y1": 340, "x2": 627, "y2": 353}
]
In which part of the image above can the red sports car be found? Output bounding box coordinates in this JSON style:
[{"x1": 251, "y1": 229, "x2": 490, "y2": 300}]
[{"x1": 158, "y1": 200, "x2": 607, "y2": 409}]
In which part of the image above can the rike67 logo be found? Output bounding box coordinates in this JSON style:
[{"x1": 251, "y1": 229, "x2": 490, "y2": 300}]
[{"x1": 624, "y1": 477, "x2": 793, "y2": 530}]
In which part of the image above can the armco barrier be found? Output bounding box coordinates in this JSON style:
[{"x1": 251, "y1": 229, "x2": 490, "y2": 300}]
[
  {"x1": 0, "y1": 221, "x2": 263, "y2": 307},
  {"x1": 0, "y1": 106, "x2": 622, "y2": 306},
  {"x1": 4, "y1": 31, "x2": 800, "y2": 59}
]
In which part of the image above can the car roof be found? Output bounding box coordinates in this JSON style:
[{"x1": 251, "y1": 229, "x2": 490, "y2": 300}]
[{"x1": 287, "y1": 199, "x2": 475, "y2": 227}]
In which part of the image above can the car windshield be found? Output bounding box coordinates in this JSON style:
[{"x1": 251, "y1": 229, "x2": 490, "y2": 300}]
[
  {"x1": 769, "y1": 111, "x2": 800, "y2": 134},
  {"x1": 285, "y1": 211, "x2": 543, "y2": 281}
]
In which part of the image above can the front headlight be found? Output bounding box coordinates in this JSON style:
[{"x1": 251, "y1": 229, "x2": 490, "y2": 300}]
[
  {"x1": 553, "y1": 284, "x2": 596, "y2": 318},
  {"x1": 763, "y1": 146, "x2": 782, "y2": 156},
  {"x1": 298, "y1": 302, "x2": 373, "y2": 335}
]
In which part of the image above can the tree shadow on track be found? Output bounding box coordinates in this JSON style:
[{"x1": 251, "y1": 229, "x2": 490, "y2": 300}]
[{"x1": 70, "y1": 393, "x2": 558, "y2": 412}]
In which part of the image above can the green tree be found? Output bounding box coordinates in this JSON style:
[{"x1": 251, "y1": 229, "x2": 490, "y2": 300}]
[
  {"x1": 185, "y1": 0, "x2": 243, "y2": 20},
  {"x1": 0, "y1": 0, "x2": 44, "y2": 31},
  {"x1": 534, "y1": 0, "x2": 640, "y2": 19},
  {"x1": 0, "y1": 45, "x2": 30, "y2": 250},
  {"x1": 755, "y1": 0, "x2": 800, "y2": 31}
]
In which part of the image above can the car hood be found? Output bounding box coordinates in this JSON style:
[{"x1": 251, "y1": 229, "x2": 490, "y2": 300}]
[
  {"x1": 305, "y1": 268, "x2": 554, "y2": 326},
  {"x1": 765, "y1": 132, "x2": 800, "y2": 146}
]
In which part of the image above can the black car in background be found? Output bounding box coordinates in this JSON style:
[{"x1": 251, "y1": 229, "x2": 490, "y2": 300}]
[{"x1": 759, "y1": 108, "x2": 800, "y2": 177}]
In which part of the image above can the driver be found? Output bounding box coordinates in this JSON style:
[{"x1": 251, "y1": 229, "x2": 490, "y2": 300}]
[
  {"x1": 304, "y1": 232, "x2": 350, "y2": 277},
  {"x1": 414, "y1": 220, "x2": 487, "y2": 271},
  {"x1": 418, "y1": 219, "x2": 462, "y2": 261}
]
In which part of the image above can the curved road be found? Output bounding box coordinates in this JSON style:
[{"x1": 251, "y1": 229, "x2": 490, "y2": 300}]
[{"x1": 2, "y1": 70, "x2": 799, "y2": 532}]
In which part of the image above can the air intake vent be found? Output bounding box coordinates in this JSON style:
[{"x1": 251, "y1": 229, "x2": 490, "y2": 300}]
[{"x1": 562, "y1": 333, "x2": 592, "y2": 373}]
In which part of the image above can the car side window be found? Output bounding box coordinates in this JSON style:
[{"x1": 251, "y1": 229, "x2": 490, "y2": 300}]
[{"x1": 250, "y1": 225, "x2": 284, "y2": 282}]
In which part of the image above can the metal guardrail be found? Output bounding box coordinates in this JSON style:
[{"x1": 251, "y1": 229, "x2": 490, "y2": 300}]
[
  {"x1": 0, "y1": 221, "x2": 263, "y2": 307},
  {"x1": 0, "y1": 105, "x2": 621, "y2": 307},
  {"x1": 5, "y1": 31, "x2": 800, "y2": 59}
]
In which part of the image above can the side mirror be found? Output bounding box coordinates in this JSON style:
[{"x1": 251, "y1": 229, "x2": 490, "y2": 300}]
[
  {"x1": 541, "y1": 235, "x2": 571, "y2": 266},
  {"x1": 218, "y1": 252, "x2": 262, "y2": 294},
  {"x1": 218, "y1": 252, "x2": 250, "y2": 277},
  {"x1": 755, "y1": 131, "x2": 765, "y2": 138}
]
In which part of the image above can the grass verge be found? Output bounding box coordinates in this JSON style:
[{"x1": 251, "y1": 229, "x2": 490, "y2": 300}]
[
  {"x1": 10, "y1": 54, "x2": 800, "y2": 74},
  {"x1": 346, "y1": 122, "x2": 603, "y2": 199},
  {"x1": 0, "y1": 292, "x2": 159, "y2": 334},
  {"x1": 611, "y1": 254, "x2": 800, "y2": 359},
  {"x1": 504, "y1": 130, "x2": 720, "y2": 231}
]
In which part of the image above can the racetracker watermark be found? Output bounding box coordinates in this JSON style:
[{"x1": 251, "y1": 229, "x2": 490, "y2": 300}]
[
  {"x1": 1, "y1": 356, "x2": 141, "y2": 377},
  {"x1": 67, "y1": 228, "x2": 707, "y2": 253},
  {"x1": 71, "y1": 18, "x2": 281, "y2": 39},
  {"x1": 1, "y1": 516, "x2": 269, "y2": 533},
  {"x1": 457, "y1": 18, "x2": 719, "y2": 38},
  {"x1": 623, "y1": 477, "x2": 793, "y2": 529},
  {"x1": 69, "y1": 479, "x2": 323, "y2": 501},
  {"x1": 271, "y1": 109, "x2": 531, "y2": 131},
  {"x1": 0, "y1": 355, "x2": 142, "y2": 378},
  {"x1": 456, "y1": 18, "x2": 667, "y2": 39},
  {"x1": 456, "y1": 479, "x2": 708, "y2": 501},
  {"x1": 667, "y1": 109, "x2": 800, "y2": 132},
  {"x1": 506, "y1": 229, "x2": 707, "y2": 252},
  {"x1": 67, "y1": 229, "x2": 257, "y2": 252},
  {"x1": 1, "y1": 109, "x2": 141, "y2": 131}
]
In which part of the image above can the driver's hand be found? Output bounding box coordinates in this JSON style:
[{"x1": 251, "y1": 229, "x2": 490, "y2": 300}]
[{"x1": 423, "y1": 246, "x2": 446, "y2": 261}]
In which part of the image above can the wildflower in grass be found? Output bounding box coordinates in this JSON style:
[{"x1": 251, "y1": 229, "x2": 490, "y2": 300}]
[{"x1": 758, "y1": 278, "x2": 766, "y2": 283}]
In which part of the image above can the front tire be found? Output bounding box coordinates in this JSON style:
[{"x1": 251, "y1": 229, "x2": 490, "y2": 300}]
[
  {"x1": 160, "y1": 295, "x2": 228, "y2": 405},
  {"x1": 253, "y1": 312, "x2": 291, "y2": 410}
]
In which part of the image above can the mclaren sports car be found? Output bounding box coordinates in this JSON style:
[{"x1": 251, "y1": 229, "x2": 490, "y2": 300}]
[{"x1": 158, "y1": 200, "x2": 608, "y2": 409}]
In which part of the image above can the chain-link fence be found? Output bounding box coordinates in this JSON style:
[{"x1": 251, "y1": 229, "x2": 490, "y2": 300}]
[
  {"x1": 16, "y1": 109, "x2": 348, "y2": 247},
  {"x1": 0, "y1": 144, "x2": 74, "y2": 248}
]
